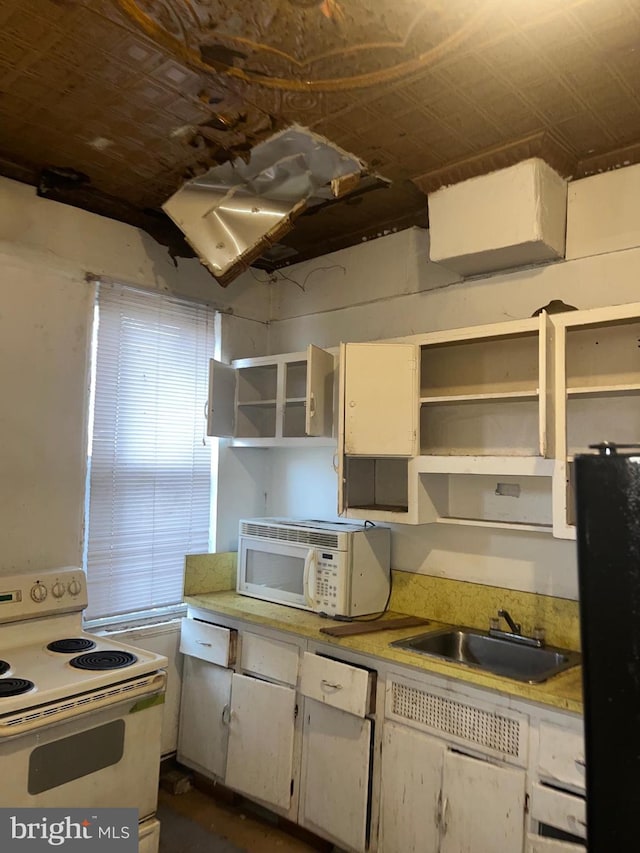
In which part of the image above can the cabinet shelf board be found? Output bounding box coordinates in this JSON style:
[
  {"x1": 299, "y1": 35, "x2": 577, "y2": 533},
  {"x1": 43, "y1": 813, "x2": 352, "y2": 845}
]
[
  {"x1": 237, "y1": 399, "x2": 277, "y2": 408},
  {"x1": 435, "y1": 517, "x2": 553, "y2": 534},
  {"x1": 566, "y1": 383, "x2": 640, "y2": 398},
  {"x1": 420, "y1": 390, "x2": 539, "y2": 405},
  {"x1": 348, "y1": 503, "x2": 409, "y2": 514},
  {"x1": 231, "y1": 436, "x2": 335, "y2": 448},
  {"x1": 285, "y1": 397, "x2": 306, "y2": 405},
  {"x1": 413, "y1": 455, "x2": 554, "y2": 477}
]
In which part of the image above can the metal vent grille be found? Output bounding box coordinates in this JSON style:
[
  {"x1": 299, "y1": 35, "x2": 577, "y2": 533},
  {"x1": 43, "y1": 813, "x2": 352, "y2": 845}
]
[
  {"x1": 0, "y1": 676, "x2": 158, "y2": 731},
  {"x1": 391, "y1": 682, "x2": 521, "y2": 757},
  {"x1": 241, "y1": 522, "x2": 339, "y2": 549}
]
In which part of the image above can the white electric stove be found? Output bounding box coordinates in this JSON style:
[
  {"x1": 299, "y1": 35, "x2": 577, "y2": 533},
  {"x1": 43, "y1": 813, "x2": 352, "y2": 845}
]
[{"x1": 0, "y1": 567, "x2": 167, "y2": 853}]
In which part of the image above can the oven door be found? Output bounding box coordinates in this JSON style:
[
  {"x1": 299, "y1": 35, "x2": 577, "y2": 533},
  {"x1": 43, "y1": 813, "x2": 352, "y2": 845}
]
[
  {"x1": 238, "y1": 537, "x2": 317, "y2": 610},
  {"x1": 0, "y1": 686, "x2": 164, "y2": 818}
]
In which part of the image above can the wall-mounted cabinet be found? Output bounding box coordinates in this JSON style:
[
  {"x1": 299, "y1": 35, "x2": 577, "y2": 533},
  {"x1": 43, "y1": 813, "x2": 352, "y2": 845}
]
[
  {"x1": 418, "y1": 317, "x2": 548, "y2": 457},
  {"x1": 552, "y1": 303, "x2": 640, "y2": 539},
  {"x1": 207, "y1": 345, "x2": 335, "y2": 447}
]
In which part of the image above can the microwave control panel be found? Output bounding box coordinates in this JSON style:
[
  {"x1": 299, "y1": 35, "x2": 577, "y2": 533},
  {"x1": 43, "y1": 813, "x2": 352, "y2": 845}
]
[{"x1": 315, "y1": 552, "x2": 342, "y2": 611}]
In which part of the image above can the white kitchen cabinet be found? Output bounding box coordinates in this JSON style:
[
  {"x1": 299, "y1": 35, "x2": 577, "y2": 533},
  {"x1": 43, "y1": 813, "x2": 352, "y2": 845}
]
[
  {"x1": 298, "y1": 699, "x2": 372, "y2": 852},
  {"x1": 526, "y1": 838, "x2": 585, "y2": 852},
  {"x1": 298, "y1": 652, "x2": 376, "y2": 852},
  {"x1": 418, "y1": 315, "x2": 549, "y2": 457},
  {"x1": 551, "y1": 301, "x2": 640, "y2": 538},
  {"x1": 440, "y1": 749, "x2": 525, "y2": 853},
  {"x1": 379, "y1": 721, "x2": 443, "y2": 853},
  {"x1": 207, "y1": 345, "x2": 335, "y2": 446},
  {"x1": 177, "y1": 655, "x2": 232, "y2": 780},
  {"x1": 225, "y1": 672, "x2": 297, "y2": 812},
  {"x1": 379, "y1": 721, "x2": 525, "y2": 853},
  {"x1": 177, "y1": 617, "x2": 236, "y2": 780},
  {"x1": 341, "y1": 342, "x2": 419, "y2": 457}
]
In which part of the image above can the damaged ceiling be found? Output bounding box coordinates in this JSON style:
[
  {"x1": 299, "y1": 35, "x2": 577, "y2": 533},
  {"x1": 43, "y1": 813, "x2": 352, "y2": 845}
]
[{"x1": 0, "y1": 0, "x2": 639, "y2": 283}]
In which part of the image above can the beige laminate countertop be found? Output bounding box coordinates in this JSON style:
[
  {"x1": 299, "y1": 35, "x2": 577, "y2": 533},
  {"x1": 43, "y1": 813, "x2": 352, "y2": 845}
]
[{"x1": 185, "y1": 591, "x2": 583, "y2": 715}]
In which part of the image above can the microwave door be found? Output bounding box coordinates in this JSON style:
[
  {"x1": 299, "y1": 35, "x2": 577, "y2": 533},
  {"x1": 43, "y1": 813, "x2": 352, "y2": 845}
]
[{"x1": 239, "y1": 539, "x2": 312, "y2": 610}]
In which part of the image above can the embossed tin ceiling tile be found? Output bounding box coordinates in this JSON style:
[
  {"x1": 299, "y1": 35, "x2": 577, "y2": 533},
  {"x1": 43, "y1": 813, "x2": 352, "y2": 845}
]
[{"x1": 150, "y1": 59, "x2": 202, "y2": 94}]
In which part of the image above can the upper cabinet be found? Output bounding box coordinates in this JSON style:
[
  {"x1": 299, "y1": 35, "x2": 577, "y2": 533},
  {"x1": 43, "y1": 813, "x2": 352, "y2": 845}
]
[
  {"x1": 337, "y1": 316, "x2": 554, "y2": 527},
  {"x1": 341, "y1": 342, "x2": 419, "y2": 457},
  {"x1": 552, "y1": 303, "x2": 640, "y2": 539},
  {"x1": 418, "y1": 316, "x2": 550, "y2": 458},
  {"x1": 207, "y1": 346, "x2": 336, "y2": 447}
]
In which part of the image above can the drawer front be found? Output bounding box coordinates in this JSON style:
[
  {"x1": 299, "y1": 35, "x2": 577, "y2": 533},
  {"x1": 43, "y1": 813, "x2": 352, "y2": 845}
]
[
  {"x1": 527, "y1": 835, "x2": 585, "y2": 852},
  {"x1": 240, "y1": 632, "x2": 299, "y2": 686},
  {"x1": 538, "y1": 721, "x2": 586, "y2": 791},
  {"x1": 530, "y1": 784, "x2": 587, "y2": 841},
  {"x1": 179, "y1": 617, "x2": 236, "y2": 666},
  {"x1": 300, "y1": 652, "x2": 372, "y2": 717}
]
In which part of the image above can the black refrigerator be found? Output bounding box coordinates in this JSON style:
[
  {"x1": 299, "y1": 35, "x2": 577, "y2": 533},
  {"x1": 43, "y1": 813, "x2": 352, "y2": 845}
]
[{"x1": 574, "y1": 443, "x2": 640, "y2": 852}]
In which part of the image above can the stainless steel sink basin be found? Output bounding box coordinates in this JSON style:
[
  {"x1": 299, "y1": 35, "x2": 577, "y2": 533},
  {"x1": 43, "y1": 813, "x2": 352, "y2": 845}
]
[{"x1": 390, "y1": 628, "x2": 581, "y2": 683}]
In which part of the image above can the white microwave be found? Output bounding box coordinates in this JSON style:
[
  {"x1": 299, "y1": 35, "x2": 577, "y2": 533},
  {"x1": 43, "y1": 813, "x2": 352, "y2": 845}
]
[{"x1": 237, "y1": 518, "x2": 391, "y2": 617}]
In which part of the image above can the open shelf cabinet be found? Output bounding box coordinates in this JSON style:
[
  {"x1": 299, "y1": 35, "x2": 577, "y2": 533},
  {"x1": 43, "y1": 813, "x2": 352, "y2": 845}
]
[{"x1": 207, "y1": 345, "x2": 336, "y2": 447}]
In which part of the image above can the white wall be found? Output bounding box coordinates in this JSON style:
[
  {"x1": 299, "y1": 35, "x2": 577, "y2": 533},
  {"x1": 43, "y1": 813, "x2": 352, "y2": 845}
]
[{"x1": 239, "y1": 165, "x2": 640, "y2": 600}]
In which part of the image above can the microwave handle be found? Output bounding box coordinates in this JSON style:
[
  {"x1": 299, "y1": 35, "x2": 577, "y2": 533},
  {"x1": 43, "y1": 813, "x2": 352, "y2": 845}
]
[{"x1": 303, "y1": 549, "x2": 317, "y2": 607}]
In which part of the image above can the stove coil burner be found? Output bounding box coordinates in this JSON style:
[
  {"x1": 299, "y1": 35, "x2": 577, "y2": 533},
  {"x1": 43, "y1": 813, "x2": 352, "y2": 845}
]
[
  {"x1": 0, "y1": 661, "x2": 9, "y2": 676},
  {"x1": 70, "y1": 650, "x2": 138, "y2": 671},
  {"x1": 0, "y1": 678, "x2": 34, "y2": 697},
  {"x1": 47, "y1": 638, "x2": 97, "y2": 654}
]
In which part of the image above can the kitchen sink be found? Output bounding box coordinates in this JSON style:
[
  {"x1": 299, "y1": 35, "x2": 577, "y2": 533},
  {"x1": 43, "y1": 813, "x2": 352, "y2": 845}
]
[{"x1": 390, "y1": 628, "x2": 581, "y2": 683}]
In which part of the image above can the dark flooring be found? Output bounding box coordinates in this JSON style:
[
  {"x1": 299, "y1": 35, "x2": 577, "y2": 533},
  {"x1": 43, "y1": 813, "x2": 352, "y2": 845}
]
[{"x1": 157, "y1": 787, "x2": 326, "y2": 853}]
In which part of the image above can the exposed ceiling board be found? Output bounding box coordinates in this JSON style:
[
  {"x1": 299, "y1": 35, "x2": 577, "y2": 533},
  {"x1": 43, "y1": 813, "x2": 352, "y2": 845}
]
[{"x1": 0, "y1": 0, "x2": 639, "y2": 281}]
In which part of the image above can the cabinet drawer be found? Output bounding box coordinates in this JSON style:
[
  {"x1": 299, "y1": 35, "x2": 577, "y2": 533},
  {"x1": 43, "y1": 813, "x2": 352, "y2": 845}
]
[
  {"x1": 530, "y1": 784, "x2": 586, "y2": 841},
  {"x1": 179, "y1": 617, "x2": 236, "y2": 666},
  {"x1": 300, "y1": 652, "x2": 373, "y2": 717},
  {"x1": 538, "y1": 721, "x2": 586, "y2": 791},
  {"x1": 240, "y1": 632, "x2": 299, "y2": 686},
  {"x1": 526, "y1": 836, "x2": 585, "y2": 853}
]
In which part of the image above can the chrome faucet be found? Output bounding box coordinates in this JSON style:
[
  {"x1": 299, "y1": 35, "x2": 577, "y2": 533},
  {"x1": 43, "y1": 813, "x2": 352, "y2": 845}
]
[
  {"x1": 497, "y1": 609, "x2": 521, "y2": 635},
  {"x1": 489, "y1": 609, "x2": 545, "y2": 648}
]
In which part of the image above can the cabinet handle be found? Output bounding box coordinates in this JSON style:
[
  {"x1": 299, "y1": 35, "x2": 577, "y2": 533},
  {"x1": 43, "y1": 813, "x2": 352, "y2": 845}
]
[
  {"x1": 320, "y1": 679, "x2": 343, "y2": 691},
  {"x1": 221, "y1": 704, "x2": 231, "y2": 725},
  {"x1": 309, "y1": 392, "x2": 316, "y2": 416},
  {"x1": 435, "y1": 790, "x2": 442, "y2": 826},
  {"x1": 197, "y1": 641, "x2": 212, "y2": 647},
  {"x1": 575, "y1": 757, "x2": 586, "y2": 769}
]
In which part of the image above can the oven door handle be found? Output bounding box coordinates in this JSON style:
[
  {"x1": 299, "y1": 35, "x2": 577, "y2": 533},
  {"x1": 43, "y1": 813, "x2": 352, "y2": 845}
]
[{"x1": 0, "y1": 671, "x2": 167, "y2": 738}]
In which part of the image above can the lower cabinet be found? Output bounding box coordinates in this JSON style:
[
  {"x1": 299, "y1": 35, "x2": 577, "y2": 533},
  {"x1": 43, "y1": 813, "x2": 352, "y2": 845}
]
[
  {"x1": 177, "y1": 612, "x2": 584, "y2": 853},
  {"x1": 225, "y1": 672, "x2": 297, "y2": 812},
  {"x1": 379, "y1": 720, "x2": 526, "y2": 853},
  {"x1": 178, "y1": 655, "x2": 232, "y2": 779},
  {"x1": 299, "y1": 699, "x2": 372, "y2": 852}
]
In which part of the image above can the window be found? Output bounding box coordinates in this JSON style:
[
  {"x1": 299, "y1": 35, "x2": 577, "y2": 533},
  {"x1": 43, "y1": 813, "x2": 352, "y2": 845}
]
[{"x1": 85, "y1": 282, "x2": 214, "y2": 621}]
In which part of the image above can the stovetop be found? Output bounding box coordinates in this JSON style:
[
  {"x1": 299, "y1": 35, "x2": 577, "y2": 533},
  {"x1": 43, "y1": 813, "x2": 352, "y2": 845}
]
[{"x1": 0, "y1": 568, "x2": 167, "y2": 716}]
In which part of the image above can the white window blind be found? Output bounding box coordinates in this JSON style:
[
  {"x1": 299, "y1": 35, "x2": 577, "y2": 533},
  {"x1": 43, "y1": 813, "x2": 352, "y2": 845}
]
[{"x1": 85, "y1": 282, "x2": 214, "y2": 620}]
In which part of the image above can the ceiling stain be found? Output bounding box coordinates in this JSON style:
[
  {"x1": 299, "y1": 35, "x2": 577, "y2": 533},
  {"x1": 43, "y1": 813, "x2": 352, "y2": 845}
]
[{"x1": 0, "y1": 0, "x2": 639, "y2": 281}]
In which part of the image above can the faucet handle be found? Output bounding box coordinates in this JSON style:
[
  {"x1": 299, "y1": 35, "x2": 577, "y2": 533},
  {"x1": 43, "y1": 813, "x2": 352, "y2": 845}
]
[{"x1": 533, "y1": 626, "x2": 546, "y2": 643}]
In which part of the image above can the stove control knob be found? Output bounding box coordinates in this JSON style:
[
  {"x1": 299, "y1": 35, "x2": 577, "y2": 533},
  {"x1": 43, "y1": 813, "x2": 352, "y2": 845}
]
[
  {"x1": 30, "y1": 583, "x2": 48, "y2": 603},
  {"x1": 68, "y1": 579, "x2": 82, "y2": 597},
  {"x1": 52, "y1": 582, "x2": 66, "y2": 599}
]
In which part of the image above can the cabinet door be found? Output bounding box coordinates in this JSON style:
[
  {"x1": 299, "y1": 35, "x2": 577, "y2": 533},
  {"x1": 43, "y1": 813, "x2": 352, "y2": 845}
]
[
  {"x1": 225, "y1": 673, "x2": 296, "y2": 811},
  {"x1": 343, "y1": 342, "x2": 418, "y2": 456},
  {"x1": 207, "y1": 358, "x2": 236, "y2": 437},
  {"x1": 299, "y1": 699, "x2": 371, "y2": 853},
  {"x1": 177, "y1": 656, "x2": 232, "y2": 780},
  {"x1": 440, "y1": 750, "x2": 525, "y2": 853},
  {"x1": 305, "y1": 344, "x2": 334, "y2": 437},
  {"x1": 379, "y1": 722, "x2": 444, "y2": 853}
]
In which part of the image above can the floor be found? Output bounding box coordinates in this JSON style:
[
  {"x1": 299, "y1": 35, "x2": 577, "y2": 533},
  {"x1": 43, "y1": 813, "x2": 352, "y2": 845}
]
[{"x1": 157, "y1": 787, "x2": 329, "y2": 853}]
